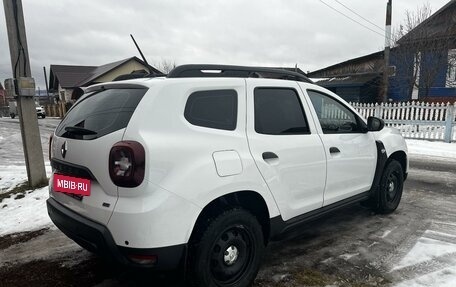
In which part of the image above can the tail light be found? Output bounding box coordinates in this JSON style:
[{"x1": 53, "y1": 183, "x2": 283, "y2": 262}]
[
  {"x1": 109, "y1": 141, "x2": 145, "y2": 187},
  {"x1": 49, "y1": 133, "x2": 54, "y2": 161}
]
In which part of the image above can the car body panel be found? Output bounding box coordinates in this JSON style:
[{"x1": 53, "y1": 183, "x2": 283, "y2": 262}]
[
  {"x1": 49, "y1": 129, "x2": 125, "y2": 225},
  {"x1": 245, "y1": 79, "x2": 327, "y2": 221},
  {"x1": 298, "y1": 84, "x2": 378, "y2": 205}
]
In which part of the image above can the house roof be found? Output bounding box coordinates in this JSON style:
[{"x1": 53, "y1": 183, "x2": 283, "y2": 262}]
[
  {"x1": 398, "y1": 0, "x2": 456, "y2": 44},
  {"x1": 50, "y1": 56, "x2": 162, "y2": 89},
  {"x1": 77, "y1": 58, "x2": 136, "y2": 86},
  {"x1": 50, "y1": 64, "x2": 97, "y2": 88},
  {"x1": 315, "y1": 73, "x2": 381, "y2": 87},
  {"x1": 307, "y1": 50, "x2": 384, "y2": 78},
  {"x1": 265, "y1": 67, "x2": 307, "y2": 76}
]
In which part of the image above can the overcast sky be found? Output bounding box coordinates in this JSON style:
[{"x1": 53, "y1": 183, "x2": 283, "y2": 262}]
[{"x1": 0, "y1": 0, "x2": 450, "y2": 89}]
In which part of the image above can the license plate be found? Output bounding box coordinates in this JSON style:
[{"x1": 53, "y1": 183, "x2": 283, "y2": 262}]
[{"x1": 53, "y1": 174, "x2": 91, "y2": 196}]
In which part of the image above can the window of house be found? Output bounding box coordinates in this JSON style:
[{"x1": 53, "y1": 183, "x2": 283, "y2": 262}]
[
  {"x1": 184, "y1": 89, "x2": 237, "y2": 130},
  {"x1": 447, "y1": 49, "x2": 456, "y2": 88},
  {"x1": 254, "y1": 88, "x2": 310, "y2": 135},
  {"x1": 307, "y1": 90, "x2": 363, "y2": 134}
]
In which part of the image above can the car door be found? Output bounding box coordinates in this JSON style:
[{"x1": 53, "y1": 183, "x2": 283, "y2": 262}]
[
  {"x1": 246, "y1": 79, "x2": 327, "y2": 221},
  {"x1": 303, "y1": 88, "x2": 377, "y2": 206}
]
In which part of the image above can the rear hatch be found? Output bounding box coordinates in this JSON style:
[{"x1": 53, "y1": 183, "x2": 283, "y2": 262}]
[{"x1": 49, "y1": 85, "x2": 147, "y2": 225}]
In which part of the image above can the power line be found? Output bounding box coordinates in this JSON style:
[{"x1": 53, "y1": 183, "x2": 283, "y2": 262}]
[
  {"x1": 319, "y1": 0, "x2": 391, "y2": 41},
  {"x1": 333, "y1": 0, "x2": 385, "y2": 32}
]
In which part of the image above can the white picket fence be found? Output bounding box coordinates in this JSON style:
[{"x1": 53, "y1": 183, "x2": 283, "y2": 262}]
[{"x1": 350, "y1": 101, "x2": 456, "y2": 143}]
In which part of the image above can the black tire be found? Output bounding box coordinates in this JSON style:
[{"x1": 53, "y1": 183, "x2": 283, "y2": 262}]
[
  {"x1": 189, "y1": 209, "x2": 264, "y2": 287},
  {"x1": 375, "y1": 160, "x2": 404, "y2": 214},
  {"x1": 10, "y1": 113, "x2": 15, "y2": 119},
  {"x1": 41, "y1": 114, "x2": 46, "y2": 119}
]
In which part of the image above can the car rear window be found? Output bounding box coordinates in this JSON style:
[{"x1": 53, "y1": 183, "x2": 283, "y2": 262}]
[{"x1": 56, "y1": 88, "x2": 147, "y2": 140}]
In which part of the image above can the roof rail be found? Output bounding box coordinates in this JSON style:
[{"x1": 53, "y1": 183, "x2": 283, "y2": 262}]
[
  {"x1": 167, "y1": 64, "x2": 313, "y2": 83},
  {"x1": 113, "y1": 72, "x2": 167, "y2": 81}
]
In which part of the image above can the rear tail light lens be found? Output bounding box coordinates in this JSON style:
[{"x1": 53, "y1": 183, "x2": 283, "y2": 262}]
[{"x1": 109, "y1": 141, "x2": 145, "y2": 187}]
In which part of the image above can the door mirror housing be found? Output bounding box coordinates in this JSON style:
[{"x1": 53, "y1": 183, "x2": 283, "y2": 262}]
[{"x1": 367, "y1": 116, "x2": 385, "y2": 131}]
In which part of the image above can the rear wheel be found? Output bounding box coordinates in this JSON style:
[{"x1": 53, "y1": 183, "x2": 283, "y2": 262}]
[
  {"x1": 189, "y1": 209, "x2": 264, "y2": 287},
  {"x1": 375, "y1": 160, "x2": 404, "y2": 214}
]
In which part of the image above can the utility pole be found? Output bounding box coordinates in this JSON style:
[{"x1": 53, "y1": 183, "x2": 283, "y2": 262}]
[
  {"x1": 381, "y1": 0, "x2": 392, "y2": 102},
  {"x1": 3, "y1": 0, "x2": 47, "y2": 187},
  {"x1": 43, "y1": 66, "x2": 51, "y2": 103}
]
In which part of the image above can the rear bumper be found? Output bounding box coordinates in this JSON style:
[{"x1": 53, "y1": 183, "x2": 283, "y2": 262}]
[{"x1": 46, "y1": 197, "x2": 186, "y2": 270}]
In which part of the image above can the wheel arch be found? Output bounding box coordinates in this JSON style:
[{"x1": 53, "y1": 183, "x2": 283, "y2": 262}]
[
  {"x1": 189, "y1": 190, "x2": 271, "y2": 245},
  {"x1": 388, "y1": 150, "x2": 408, "y2": 179}
]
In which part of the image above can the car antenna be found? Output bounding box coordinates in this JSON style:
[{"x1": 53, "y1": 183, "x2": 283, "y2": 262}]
[{"x1": 130, "y1": 34, "x2": 162, "y2": 76}]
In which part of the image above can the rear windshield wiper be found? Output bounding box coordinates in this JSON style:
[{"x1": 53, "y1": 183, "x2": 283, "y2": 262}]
[{"x1": 64, "y1": 126, "x2": 98, "y2": 135}]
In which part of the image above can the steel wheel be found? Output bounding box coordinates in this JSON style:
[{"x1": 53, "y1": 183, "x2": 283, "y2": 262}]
[
  {"x1": 210, "y1": 226, "x2": 254, "y2": 284},
  {"x1": 376, "y1": 159, "x2": 404, "y2": 214},
  {"x1": 189, "y1": 209, "x2": 264, "y2": 287}
]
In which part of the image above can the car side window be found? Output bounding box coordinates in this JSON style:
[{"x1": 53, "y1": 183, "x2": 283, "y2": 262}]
[
  {"x1": 185, "y1": 89, "x2": 237, "y2": 130},
  {"x1": 254, "y1": 88, "x2": 310, "y2": 135},
  {"x1": 307, "y1": 90, "x2": 362, "y2": 134}
]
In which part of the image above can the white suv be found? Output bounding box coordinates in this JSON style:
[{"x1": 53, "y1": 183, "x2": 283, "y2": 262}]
[{"x1": 47, "y1": 65, "x2": 407, "y2": 287}]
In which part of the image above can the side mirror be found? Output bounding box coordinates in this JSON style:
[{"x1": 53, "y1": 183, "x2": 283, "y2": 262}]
[{"x1": 367, "y1": 116, "x2": 385, "y2": 131}]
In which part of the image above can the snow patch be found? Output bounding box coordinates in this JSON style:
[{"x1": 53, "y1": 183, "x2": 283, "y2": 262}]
[
  {"x1": 368, "y1": 242, "x2": 379, "y2": 248},
  {"x1": 393, "y1": 236, "x2": 456, "y2": 270},
  {"x1": 424, "y1": 230, "x2": 456, "y2": 239},
  {"x1": 321, "y1": 257, "x2": 334, "y2": 264},
  {"x1": 406, "y1": 139, "x2": 456, "y2": 159},
  {"x1": 0, "y1": 166, "x2": 28, "y2": 193},
  {"x1": 381, "y1": 229, "x2": 393, "y2": 238},
  {"x1": 0, "y1": 164, "x2": 51, "y2": 194},
  {"x1": 0, "y1": 186, "x2": 52, "y2": 236},
  {"x1": 394, "y1": 265, "x2": 456, "y2": 287},
  {"x1": 339, "y1": 253, "x2": 359, "y2": 260}
]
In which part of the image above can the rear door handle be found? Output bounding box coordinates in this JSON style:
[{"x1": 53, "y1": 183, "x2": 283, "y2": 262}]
[
  {"x1": 262, "y1": 152, "x2": 278, "y2": 160},
  {"x1": 329, "y1": 147, "x2": 340, "y2": 154}
]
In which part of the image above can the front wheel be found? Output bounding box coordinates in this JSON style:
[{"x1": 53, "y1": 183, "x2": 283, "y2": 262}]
[
  {"x1": 375, "y1": 160, "x2": 404, "y2": 214},
  {"x1": 189, "y1": 209, "x2": 264, "y2": 287}
]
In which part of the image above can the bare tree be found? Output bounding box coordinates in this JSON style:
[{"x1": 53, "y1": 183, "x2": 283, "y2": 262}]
[
  {"x1": 154, "y1": 59, "x2": 177, "y2": 74},
  {"x1": 392, "y1": 2, "x2": 456, "y2": 100}
]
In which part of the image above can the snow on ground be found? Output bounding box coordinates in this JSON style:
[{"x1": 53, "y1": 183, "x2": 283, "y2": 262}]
[
  {"x1": 338, "y1": 253, "x2": 359, "y2": 260},
  {"x1": 0, "y1": 162, "x2": 52, "y2": 235},
  {"x1": 0, "y1": 185, "x2": 53, "y2": 237},
  {"x1": 392, "y1": 224, "x2": 456, "y2": 286},
  {"x1": 394, "y1": 266, "x2": 456, "y2": 287},
  {"x1": 393, "y1": 236, "x2": 456, "y2": 270},
  {"x1": 0, "y1": 166, "x2": 28, "y2": 193},
  {"x1": 0, "y1": 164, "x2": 51, "y2": 194},
  {"x1": 406, "y1": 139, "x2": 456, "y2": 159}
]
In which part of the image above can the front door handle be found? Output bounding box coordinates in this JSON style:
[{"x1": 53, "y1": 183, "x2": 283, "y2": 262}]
[
  {"x1": 329, "y1": 147, "x2": 340, "y2": 154},
  {"x1": 262, "y1": 152, "x2": 278, "y2": 160}
]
